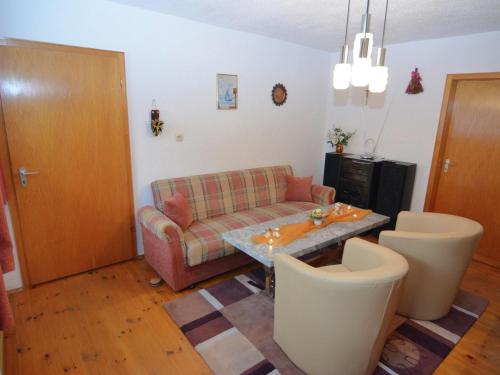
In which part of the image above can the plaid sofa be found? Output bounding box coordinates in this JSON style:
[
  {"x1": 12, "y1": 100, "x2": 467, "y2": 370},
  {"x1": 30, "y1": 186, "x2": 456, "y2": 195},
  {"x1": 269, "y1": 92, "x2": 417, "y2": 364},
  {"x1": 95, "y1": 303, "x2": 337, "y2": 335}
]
[{"x1": 138, "y1": 165, "x2": 335, "y2": 291}]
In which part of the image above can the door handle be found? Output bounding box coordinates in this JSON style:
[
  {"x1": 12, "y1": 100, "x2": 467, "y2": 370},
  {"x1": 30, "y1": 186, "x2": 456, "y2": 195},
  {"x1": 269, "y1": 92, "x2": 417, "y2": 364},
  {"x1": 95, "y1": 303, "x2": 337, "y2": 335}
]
[
  {"x1": 19, "y1": 167, "x2": 39, "y2": 188},
  {"x1": 443, "y1": 159, "x2": 453, "y2": 173}
]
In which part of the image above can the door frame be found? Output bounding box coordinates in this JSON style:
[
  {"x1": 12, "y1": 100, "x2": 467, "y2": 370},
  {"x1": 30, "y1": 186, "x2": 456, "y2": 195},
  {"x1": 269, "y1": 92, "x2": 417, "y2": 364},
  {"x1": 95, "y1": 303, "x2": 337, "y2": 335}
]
[
  {"x1": 424, "y1": 72, "x2": 500, "y2": 211},
  {"x1": 0, "y1": 38, "x2": 137, "y2": 288},
  {"x1": 0, "y1": 77, "x2": 30, "y2": 288}
]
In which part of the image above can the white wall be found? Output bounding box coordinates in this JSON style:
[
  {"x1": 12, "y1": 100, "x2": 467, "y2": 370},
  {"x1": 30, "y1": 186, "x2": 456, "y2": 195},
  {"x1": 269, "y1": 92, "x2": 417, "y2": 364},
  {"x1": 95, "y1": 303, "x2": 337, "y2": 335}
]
[
  {"x1": 325, "y1": 31, "x2": 500, "y2": 210},
  {"x1": 1, "y1": 0, "x2": 499, "y2": 290},
  {"x1": 0, "y1": 0, "x2": 331, "y2": 288}
]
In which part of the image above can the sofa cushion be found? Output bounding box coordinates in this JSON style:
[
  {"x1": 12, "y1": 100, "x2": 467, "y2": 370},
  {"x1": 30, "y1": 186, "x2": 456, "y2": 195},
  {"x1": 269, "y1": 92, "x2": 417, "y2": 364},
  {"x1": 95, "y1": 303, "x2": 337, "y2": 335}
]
[
  {"x1": 151, "y1": 165, "x2": 293, "y2": 221},
  {"x1": 163, "y1": 192, "x2": 193, "y2": 231},
  {"x1": 285, "y1": 175, "x2": 313, "y2": 202},
  {"x1": 183, "y1": 201, "x2": 320, "y2": 267}
]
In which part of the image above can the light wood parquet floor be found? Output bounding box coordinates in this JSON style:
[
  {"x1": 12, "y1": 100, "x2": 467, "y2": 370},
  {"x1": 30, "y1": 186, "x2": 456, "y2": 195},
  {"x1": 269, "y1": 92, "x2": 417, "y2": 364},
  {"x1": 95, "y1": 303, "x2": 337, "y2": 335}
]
[{"x1": 4, "y1": 255, "x2": 500, "y2": 374}]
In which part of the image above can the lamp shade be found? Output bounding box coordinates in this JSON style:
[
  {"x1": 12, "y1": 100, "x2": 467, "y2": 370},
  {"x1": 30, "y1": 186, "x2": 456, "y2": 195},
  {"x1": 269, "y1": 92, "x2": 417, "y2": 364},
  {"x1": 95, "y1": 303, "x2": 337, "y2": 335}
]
[
  {"x1": 368, "y1": 65, "x2": 389, "y2": 93},
  {"x1": 353, "y1": 32, "x2": 373, "y2": 60},
  {"x1": 351, "y1": 58, "x2": 371, "y2": 87},
  {"x1": 333, "y1": 63, "x2": 352, "y2": 90}
]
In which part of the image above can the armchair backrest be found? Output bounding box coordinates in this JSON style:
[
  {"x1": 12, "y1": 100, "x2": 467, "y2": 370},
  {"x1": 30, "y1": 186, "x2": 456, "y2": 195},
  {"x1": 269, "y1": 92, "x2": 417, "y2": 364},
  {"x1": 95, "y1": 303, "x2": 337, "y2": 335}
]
[
  {"x1": 273, "y1": 238, "x2": 409, "y2": 375},
  {"x1": 151, "y1": 165, "x2": 293, "y2": 221},
  {"x1": 395, "y1": 211, "x2": 483, "y2": 238},
  {"x1": 379, "y1": 211, "x2": 483, "y2": 319}
]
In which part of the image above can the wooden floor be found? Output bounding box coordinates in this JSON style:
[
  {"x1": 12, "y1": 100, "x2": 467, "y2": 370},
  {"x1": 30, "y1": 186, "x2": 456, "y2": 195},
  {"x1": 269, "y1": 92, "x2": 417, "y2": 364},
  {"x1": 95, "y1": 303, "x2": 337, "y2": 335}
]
[{"x1": 4, "y1": 257, "x2": 500, "y2": 374}]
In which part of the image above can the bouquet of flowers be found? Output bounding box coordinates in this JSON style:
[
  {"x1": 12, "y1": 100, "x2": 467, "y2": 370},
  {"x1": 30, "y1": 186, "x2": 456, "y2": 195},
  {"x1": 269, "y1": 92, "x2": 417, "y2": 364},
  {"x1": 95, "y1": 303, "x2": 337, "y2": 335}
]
[
  {"x1": 327, "y1": 127, "x2": 356, "y2": 147},
  {"x1": 309, "y1": 208, "x2": 325, "y2": 220},
  {"x1": 310, "y1": 208, "x2": 327, "y2": 225}
]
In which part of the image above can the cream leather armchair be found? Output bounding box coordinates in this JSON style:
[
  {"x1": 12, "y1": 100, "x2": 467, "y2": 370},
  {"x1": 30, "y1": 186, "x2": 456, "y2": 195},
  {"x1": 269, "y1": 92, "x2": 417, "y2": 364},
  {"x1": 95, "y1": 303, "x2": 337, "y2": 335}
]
[
  {"x1": 273, "y1": 238, "x2": 409, "y2": 375},
  {"x1": 379, "y1": 211, "x2": 483, "y2": 320}
]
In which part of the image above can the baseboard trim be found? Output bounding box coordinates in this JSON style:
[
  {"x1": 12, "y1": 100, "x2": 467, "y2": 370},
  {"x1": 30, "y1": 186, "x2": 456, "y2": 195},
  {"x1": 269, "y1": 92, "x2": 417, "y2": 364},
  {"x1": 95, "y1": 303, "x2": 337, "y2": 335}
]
[
  {"x1": 7, "y1": 287, "x2": 24, "y2": 295},
  {"x1": 0, "y1": 331, "x2": 3, "y2": 375},
  {"x1": 473, "y1": 254, "x2": 500, "y2": 269}
]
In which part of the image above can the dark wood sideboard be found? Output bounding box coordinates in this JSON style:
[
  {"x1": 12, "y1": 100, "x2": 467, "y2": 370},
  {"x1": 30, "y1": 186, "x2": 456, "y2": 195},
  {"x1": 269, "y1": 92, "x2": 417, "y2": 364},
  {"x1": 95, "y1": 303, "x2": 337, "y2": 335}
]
[{"x1": 323, "y1": 153, "x2": 416, "y2": 231}]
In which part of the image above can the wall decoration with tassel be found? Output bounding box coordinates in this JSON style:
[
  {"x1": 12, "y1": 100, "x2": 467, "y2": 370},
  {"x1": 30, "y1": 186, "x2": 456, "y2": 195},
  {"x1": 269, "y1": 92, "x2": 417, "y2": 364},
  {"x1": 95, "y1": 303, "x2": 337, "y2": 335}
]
[
  {"x1": 406, "y1": 68, "x2": 424, "y2": 94},
  {"x1": 150, "y1": 100, "x2": 164, "y2": 136}
]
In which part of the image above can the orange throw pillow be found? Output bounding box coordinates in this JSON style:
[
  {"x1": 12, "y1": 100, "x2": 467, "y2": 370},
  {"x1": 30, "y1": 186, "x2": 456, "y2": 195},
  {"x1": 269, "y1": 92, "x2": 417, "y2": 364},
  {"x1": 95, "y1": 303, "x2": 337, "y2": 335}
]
[
  {"x1": 285, "y1": 175, "x2": 313, "y2": 202},
  {"x1": 164, "y1": 192, "x2": 193, "y2": 231}
]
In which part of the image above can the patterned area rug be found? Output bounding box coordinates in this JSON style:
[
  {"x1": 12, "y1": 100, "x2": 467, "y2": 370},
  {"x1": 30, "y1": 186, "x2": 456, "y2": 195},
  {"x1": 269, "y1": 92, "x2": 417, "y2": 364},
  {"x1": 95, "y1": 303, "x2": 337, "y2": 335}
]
[{"x1": 164, "y1": 270, "x2": 488, "y2": 375}]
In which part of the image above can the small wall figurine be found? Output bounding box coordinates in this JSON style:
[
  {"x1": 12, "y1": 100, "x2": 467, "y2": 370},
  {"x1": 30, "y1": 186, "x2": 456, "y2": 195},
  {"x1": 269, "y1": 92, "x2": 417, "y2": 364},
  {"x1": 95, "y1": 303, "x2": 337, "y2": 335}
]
[
  {"x1": 406, "y1": 68, "x2": 424, "y2": 94},
  {"x1": 150, "y1": 100, "x2": 164, "y2": 136}
]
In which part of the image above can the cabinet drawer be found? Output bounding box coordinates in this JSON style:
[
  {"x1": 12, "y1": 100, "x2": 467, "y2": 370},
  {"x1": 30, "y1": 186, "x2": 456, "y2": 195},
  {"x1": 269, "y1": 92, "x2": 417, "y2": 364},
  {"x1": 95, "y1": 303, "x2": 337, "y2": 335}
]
[
  {"x1": 341, "y1": 158, "x2": 373, "y2": 177},
  {"x1": 340, "y1": 171, "x2": 371, "y2": 184},
  {"x1": 338, "y1": 191, "x2": 369, "y2": 208},
  {"x1": 337, "y1": 179, "x2": 371, "y2": 208}
]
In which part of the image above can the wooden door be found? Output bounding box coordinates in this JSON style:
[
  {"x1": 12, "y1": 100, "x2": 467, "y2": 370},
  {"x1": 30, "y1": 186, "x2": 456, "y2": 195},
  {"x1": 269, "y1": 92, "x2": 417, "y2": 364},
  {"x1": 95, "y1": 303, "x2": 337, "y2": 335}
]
[
  {"x1": 425, "y1": 73, "x2": 500, "y2": 267},
  {"x1": 0, "y1": 40, "x2": 135, "y2": 285}
]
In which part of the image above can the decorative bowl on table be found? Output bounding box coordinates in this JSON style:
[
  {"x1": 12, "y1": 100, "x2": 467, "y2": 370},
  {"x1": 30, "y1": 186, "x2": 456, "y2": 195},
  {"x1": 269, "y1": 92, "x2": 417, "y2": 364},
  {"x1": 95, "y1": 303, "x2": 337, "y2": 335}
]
[{"x1": 309, "y1": 208, "x2": 326, "y2": 226}]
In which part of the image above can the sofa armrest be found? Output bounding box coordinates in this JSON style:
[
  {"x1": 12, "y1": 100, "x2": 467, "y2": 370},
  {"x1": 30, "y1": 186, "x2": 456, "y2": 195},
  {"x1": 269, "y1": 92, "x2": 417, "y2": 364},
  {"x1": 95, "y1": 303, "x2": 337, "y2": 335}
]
[
  {"x1": 139, "y1": 206, "x2": 191, "y2": 290},
  {"x1": 138, "y1": 206, "x2": 185, "y2": 244},
  {"x1": 311, "y1": 185, "x2": 336, "y2": 205}
]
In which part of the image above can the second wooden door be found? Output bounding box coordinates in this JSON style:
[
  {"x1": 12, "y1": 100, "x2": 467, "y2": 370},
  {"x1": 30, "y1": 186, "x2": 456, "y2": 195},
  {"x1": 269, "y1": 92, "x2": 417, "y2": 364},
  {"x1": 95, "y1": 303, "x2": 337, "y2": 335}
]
[{"x1": 426, "y1": 73, "x2": 500, "y2": 267}]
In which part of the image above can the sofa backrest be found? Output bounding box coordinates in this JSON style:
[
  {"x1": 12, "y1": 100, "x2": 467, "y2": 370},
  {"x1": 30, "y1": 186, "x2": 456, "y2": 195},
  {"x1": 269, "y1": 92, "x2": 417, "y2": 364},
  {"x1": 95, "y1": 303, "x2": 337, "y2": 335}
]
[{"x1": 151, "y1": 165, "x2": 293, "y2": 221}]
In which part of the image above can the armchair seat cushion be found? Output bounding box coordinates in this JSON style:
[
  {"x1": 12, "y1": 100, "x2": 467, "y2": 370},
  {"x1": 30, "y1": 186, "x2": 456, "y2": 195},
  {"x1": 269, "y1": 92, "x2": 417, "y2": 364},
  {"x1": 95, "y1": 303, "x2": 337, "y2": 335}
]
[
  {"x1": 184, "y1": 201, "x2": 319, "y2": 267},
  {"x1": 319, "y1": 264, "x2": 351, "y2": 273}
]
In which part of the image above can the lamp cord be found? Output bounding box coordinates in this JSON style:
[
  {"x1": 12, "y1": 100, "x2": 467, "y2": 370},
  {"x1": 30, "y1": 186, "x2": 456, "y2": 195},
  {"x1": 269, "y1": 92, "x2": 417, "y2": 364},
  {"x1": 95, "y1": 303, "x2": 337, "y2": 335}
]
[
  {"x1": 381, "y1": 0, "x2": 389, "y2": 47},
  {"x1": 364, "y1": 0, "x2": 370, "y2": 37},
  {"x1": 373, "y1": 96, "x2": 393, "y2": 154},
  {"x1": 343, "y1": 0, "x2": 351, "y2": 45}
]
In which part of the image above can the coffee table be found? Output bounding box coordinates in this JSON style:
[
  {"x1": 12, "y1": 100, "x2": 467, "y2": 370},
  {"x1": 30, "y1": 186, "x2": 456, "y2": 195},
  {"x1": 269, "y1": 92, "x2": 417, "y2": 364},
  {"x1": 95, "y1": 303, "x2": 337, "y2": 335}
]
[{"x1": 222, "y1": 204, "x2": 390, "y2": 295}]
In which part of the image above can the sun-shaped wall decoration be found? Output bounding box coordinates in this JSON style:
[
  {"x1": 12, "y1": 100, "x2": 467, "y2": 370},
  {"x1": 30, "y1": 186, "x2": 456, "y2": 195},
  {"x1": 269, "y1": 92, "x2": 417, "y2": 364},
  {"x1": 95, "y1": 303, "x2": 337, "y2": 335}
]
[{"x1": 271, "y1": 83, "x2": 287, "y2": 106}]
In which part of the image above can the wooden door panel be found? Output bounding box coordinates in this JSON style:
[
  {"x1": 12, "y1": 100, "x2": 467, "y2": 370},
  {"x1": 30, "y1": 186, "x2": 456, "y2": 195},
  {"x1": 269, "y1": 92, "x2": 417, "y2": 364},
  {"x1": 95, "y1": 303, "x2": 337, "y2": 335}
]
[
  {"x1": 0, "y1": 42, "x2": 135, "y2": 284},
  {"x1": 432, "y1": 77, "x2": 500, "y2": 265}
]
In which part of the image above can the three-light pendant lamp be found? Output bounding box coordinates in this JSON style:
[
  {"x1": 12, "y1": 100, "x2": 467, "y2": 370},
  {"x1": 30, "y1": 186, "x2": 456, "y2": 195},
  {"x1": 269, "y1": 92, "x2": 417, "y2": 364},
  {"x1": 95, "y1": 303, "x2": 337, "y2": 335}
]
[{"x1": 333, "y1": 0, "x2": 389, "y2": 93}]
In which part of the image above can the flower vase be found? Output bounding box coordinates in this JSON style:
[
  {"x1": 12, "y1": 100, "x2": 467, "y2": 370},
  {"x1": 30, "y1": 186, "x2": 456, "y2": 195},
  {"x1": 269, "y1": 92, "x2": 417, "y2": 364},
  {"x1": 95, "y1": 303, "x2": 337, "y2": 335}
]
[
  {"x1": 313, "y1": 219, "x2": 323, "y2": 226},
  {"x1": 336, "y1": 144, "x2": 344, "y2": 154}
]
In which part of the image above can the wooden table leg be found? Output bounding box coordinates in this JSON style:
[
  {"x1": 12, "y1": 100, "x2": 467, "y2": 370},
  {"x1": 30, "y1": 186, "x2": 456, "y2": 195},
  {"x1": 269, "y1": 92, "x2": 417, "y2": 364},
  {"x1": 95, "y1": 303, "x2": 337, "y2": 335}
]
[
  {"x1": 338, "y1": 240, "x2": 346, "y2": 259},
  {"x1": 264, "y1": 266, "x2": 275, "y2": 297}
]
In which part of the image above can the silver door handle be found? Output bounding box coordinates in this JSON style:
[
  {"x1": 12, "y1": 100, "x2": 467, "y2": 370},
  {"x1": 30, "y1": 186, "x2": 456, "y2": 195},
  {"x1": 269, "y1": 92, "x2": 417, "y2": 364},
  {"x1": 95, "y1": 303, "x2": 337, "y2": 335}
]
[
  {"x1": 19, "y1": 167, "x2": 39, "y2": 188},
  {"x1": 443, "y1": 159, "x2": 453, "y2": 173}
]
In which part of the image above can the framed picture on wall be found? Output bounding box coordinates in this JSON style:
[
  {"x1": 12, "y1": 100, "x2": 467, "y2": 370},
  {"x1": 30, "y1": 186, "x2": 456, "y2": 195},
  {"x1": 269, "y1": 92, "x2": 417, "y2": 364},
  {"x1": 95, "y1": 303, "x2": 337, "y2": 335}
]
[{"x1": 217, "y1": 73, "x2": 238, "y2": 110}]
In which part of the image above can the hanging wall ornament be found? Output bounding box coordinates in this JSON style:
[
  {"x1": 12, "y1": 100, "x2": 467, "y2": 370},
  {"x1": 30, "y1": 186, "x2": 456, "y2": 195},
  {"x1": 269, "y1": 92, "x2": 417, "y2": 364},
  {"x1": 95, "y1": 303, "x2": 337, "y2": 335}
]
[
  {"x1": 150, "y1": 100, "x2": 165, "y2": 136},
  {"x1": 405, "y1": 68, "x2": 424, "y2": 94},
  {"x1": 271, "y1": 83, "x2": 287, "y2": 106}
]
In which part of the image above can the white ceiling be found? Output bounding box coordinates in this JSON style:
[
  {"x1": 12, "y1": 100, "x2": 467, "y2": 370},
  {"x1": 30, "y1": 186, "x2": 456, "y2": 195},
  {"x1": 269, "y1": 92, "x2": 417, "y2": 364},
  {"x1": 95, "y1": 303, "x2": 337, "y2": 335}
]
[{"x1": 109, "y1": 0, "x2": 500, "y2": 51}]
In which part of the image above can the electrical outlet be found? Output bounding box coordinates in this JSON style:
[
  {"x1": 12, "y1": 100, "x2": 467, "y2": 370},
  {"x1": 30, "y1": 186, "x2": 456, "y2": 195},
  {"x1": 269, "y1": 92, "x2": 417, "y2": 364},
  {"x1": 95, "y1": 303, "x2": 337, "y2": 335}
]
[{"x1": 176, "y1": 134, "x2": 184, "y2": 142}]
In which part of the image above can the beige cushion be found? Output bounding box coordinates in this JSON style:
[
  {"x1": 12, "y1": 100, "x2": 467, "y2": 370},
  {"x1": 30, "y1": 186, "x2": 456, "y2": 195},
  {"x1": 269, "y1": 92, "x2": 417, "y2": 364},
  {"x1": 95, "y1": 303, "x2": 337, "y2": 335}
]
[
  {"x1": 273, "y1": 238, "x2": 409, "y2": 375},
  {"x1": 379, "y1": 211, "x2": 483, "y2": 320},
  {"x1": 319, "y1": 264, "x2": 351, "y2": 273}
]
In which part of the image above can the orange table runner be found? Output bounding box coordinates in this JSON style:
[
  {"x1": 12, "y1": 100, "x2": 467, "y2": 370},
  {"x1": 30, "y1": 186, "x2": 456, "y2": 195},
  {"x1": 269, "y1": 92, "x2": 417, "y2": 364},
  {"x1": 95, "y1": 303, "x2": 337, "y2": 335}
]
[{"x1": 252, "y1": 206, "x2": 372, "y2": 247}]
